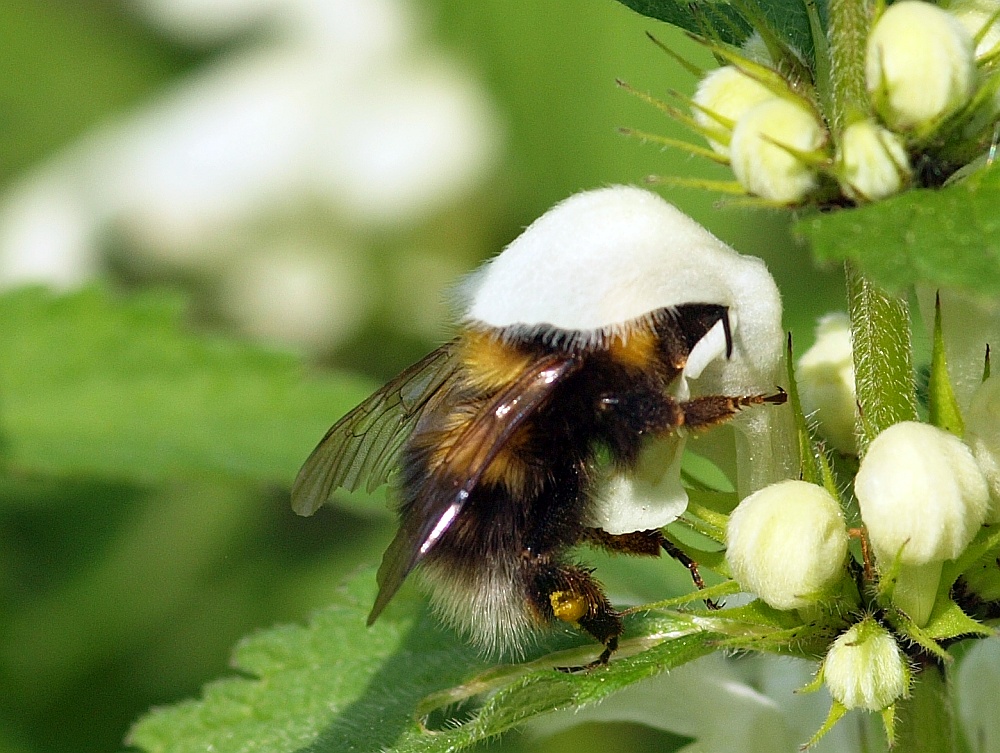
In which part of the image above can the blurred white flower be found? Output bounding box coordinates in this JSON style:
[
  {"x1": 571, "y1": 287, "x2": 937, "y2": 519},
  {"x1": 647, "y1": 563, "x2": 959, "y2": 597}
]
[
  {"x1": 797, "y1": 313, "x2": 857, "y2": 454},
  {"x1": 947, "y1": 0, "x2": 1000, "y2": 58},
  {"x1": 0, "y1": 165, "x2": 101, "y2": 289},
  {"x1": 216, "y1": 243, "x2": 369, "y2": 351},
  {"x1": 0, "y1": 0, "x2": 499, "y2": 352},
  {"x1": 965, "y1": 375, "x2": 1000, "y2": 521}
]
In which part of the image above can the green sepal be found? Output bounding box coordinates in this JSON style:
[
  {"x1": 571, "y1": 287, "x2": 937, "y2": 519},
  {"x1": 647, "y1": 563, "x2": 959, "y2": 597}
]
[
  {"x1": 921, "y1": 598, "x2": 992, "y2": 641},
  {"x1": 645, "y1": 175, "x2": 748, "y2": 194},
  {"x1": 881, "y1": 705, "x2": 898, "y2": 749},
  {"x1": 928, "y1": 292, "x2": 965, "y2": 437},
  {"x1": 681, "y1": 490, "x2": 736, "y2": 540},
  {"x1": 882, "y1": 607, "x2": 950, "y2": 663},
  {"x1": 803, "y1": 700, "x2": 849, "y2": 749},
  {"x1": 786, "y1": 333, "x2": 822, "y2": 484},
  {"x1": 618, "y1": 127, "x2": 730, "y2": 164},
  {"x1": 944, "y1": 523, "x2": 1000, "y2": 589}
]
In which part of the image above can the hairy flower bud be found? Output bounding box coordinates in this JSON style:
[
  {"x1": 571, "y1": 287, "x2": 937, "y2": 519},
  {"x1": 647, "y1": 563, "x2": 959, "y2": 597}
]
[
  {"x1": 726, "y1": 480, "x2": 848, "y2": 610},
  {"x1": 692, "y1": 66, "x2": 776, "y2": 156},
  {"x1": 866, "y1": 0, "x2": 976, "y2": 132},
  {"x1": 824, "y1": 619, "x2": 909, "y2": 711},
  {"x1": 729, "y1": 98, "x2": 826, "y2": 203},
  {"x1": 856, "y1": 421, "x2": 989, "y2": 565},
  {"x1": 836, "y1": 119, "x2": 911, "y2": 202},
  {"x1": 796, "y1": 313, "x2": 857, "y2": 454},
  {"x1": 965, "y1": 375, "x2": 1000, "y2": 522}
]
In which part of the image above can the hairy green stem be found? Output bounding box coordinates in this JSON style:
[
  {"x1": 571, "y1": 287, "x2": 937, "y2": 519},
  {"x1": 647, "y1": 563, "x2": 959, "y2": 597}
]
[
  {"x1": 846, "y1": 263, "x2": 918, "y2": 453},
  {"x1": 895, "y1": 665, "x2": 957, "y2": 753},
  {"x1": 826, "y1": 0, "x2": 871, "y2": 129}
]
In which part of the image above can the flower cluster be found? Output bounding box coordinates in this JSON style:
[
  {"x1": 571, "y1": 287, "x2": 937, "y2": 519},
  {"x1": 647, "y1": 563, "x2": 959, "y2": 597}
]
[
  {"x1": 718, "y1": 300, "x2": 1000, "y2": 745},
  {"x1": 685, "y1": 0, "x2": 1000, "y2": 205}
]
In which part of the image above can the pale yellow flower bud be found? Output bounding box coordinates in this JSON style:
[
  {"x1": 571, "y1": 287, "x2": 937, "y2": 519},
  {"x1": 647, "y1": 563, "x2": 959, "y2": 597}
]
[
  {"x1": 856, "y1": 421, "x2": 989, "y2": 566},
  {"x1": 837, "y1": 119, "x2": 911, "y2": 202},
  {"x1": 824, "y1": 619, "x2": 909, "y2": 711},
  {"x1": 726, "y1": 480, "x2": 848, "y2": 611},
  {"x1": 729, "y1": 98, "x2": 826, "y2": 202},
  {"x1": 692, "y1": 66, "x2": 776, "y2": 156},
  {"x1": 866, "y1": 0, "x2": 977, "y2": 131}
]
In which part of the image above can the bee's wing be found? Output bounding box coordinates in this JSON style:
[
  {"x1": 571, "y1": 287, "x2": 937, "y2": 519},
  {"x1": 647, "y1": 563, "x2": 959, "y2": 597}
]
[
  {"x1": 368, "y1": 352, "x2": 583, "y2": 624},
  {"x1": 291, "y1": 341, "x2": 462, "y2": 516}
]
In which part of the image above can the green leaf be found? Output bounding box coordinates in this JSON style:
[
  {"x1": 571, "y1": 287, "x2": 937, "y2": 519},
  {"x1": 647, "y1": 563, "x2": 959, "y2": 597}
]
[
  {"x1": 798, "y1": 162, "x2": 1000, "y2": 298},
  {"x1": 0, "y1": 287, "x2": 372, "y2": 488},
  {"x1": 614, "y1": 0, "x2": 753, "y2": 46},
  {"x1": 614, "y1": 0, "x2": 823, "y2": 65},
  {"x1": 128, "y1": 567, "x2": 722, "y2": 753}
]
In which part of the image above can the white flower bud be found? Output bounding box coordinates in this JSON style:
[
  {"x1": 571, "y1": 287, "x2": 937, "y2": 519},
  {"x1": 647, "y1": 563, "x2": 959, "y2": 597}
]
[
  {"x1": 836, "y1": 119, "x2": 911, "y2": 202},
  {"x1": 948, "y1": 0, "x2": 1000, "y2": 58},
  {"x1": 726, "y1": 480, "x2": 848, "y2": 611},
  {"x1": 796, "y1": 313, "x2": 857, "y2": 454},
  {"x1": 729, "y1": 98, "x2": 826, "y2": 203},
  {"x1": 965, "y1": 375, "x2": 1000, "y2": 522},
  {"x1": 824, "y1": 619, "x2": 909, "y2": 711},
  {"x1": 855, "y1": 421, "x2": 989, "y2": 565},
  {"x1": 866, "y1": 0, "x2": 977, "y2": 132},
  {"x1": 692, "y1": 66, "x2": 776, "y2": 156}
]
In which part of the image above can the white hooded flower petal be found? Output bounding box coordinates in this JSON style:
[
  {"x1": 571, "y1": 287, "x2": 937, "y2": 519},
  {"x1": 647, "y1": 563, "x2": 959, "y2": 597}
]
[
  {"x1": 866, "y1": 0, "x2": 976, "y2": 132},
  {"x1": 796, "y1": 313, "x2": 857, "y2": 454},
  {"x1": 729, "y1": 98, "x2": 826, "y2": 203},
  {"x1": 824, "y1": 620, "x2": 909, "y2": 711},
  {"x1": 855, "y1": 421, "x2": 989, "y2": 564},
  {"x1": 466, "y1": 186, "x2": 786, "y2": 531},
  {"x1": 727, "y1": 480, "x2": 848, "y2": 611}
]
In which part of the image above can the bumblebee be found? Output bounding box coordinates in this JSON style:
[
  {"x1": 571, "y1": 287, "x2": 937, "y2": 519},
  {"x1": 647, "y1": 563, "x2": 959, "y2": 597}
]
[{"x1": 292, "y1": 186, "x2": 786, "y2": 666}]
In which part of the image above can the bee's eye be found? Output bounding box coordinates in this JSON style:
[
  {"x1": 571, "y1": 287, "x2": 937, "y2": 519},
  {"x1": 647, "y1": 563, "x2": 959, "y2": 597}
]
[{"x1": 599, "y1": 395, "x2": 619, "y2": 409}]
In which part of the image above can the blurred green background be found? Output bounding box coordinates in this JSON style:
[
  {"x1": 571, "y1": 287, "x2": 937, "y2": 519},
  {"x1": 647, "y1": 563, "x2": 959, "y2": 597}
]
[{"x1": 0, "y1": 2, "x2": 843, "y2": 752}]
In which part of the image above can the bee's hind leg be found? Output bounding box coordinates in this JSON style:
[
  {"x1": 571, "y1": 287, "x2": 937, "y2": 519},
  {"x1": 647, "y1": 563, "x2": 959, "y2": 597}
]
[
  {"x1": 585, "y1": 528, "x2": 718, "y2": 609},
  {"x1": 523, "y1": 555, "x2": 622, "y2": 671}
]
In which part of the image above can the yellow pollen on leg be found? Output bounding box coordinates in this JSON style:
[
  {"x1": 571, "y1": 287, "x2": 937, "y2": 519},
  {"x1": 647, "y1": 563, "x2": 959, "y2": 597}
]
[{"x1": 549, "y1": 590, "x2": 588, "y2": 624}]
